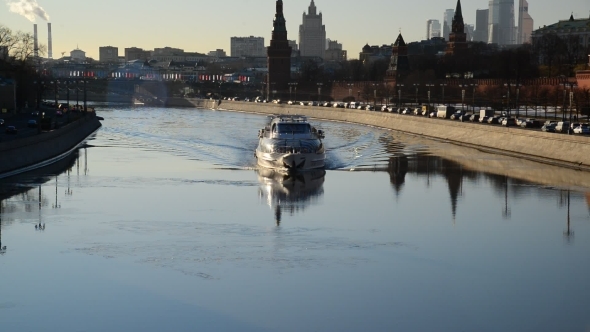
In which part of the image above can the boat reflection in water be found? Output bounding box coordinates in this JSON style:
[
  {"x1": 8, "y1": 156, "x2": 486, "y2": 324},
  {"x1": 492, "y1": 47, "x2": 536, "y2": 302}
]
[{"x1": 257, "y1": 168, "x2": 325, "y2": 225}]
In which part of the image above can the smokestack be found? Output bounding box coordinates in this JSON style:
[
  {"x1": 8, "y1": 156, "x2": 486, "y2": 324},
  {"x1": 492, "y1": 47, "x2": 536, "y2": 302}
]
[
  {"x1": 48, "y1": 23, "x2": 53, "y2": 59},
  {"x1": 33, "y1": 24, "x2": 38, "y2": 58}
]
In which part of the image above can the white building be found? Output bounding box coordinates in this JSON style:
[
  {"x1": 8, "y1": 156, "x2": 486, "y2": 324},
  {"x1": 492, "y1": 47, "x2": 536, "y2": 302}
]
[
  {"x1": 70, "y1": 48, "x2": 86, "y2": 62},
  {"x1": 517, "y1": 0, "x2": 534, "y2": 44},
  {"x1": 427, "y1": 19, "x2": 441, "y2": 39},
  {"x1": 299, "y1": 0, "x2": 326, "y2": 59},
  {"x1": 230, "y1": 36, "x2": 265, "y2": 57}
]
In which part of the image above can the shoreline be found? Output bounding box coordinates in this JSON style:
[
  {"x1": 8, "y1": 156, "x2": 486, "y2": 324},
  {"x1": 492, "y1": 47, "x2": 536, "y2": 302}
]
[{"x1": 202, "y1": 99, "x2": 590, "y2": 173}]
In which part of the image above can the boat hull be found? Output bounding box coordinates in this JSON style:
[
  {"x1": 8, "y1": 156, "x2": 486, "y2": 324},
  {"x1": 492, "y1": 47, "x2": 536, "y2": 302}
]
[{"x1": 256, "y1": 150, "x2": 325, "y2": 172}]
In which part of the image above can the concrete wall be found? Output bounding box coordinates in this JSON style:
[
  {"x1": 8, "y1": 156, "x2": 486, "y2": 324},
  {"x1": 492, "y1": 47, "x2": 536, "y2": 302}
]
[
  {"x1": 0, "y1": 115, "x2": 102, "y2": 175},
  {"x1": 216, "y1": 100, "x2": 590, "y2": 171}
]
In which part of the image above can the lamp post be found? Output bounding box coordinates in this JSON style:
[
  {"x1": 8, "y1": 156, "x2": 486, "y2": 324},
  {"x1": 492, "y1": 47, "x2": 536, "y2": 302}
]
[
  {"x1": 440, "y1": 83, "x2": 447, "y2": 105},
  {"x1": 398, "y1": 84, "x2": 404, "y2": 108},
  {"x1": 66, "y1": 80, "x2": 70, "y2": 107},
  {"x1": 459, "y1": 84, "x2": 465, "y2": 112},
  {"x1": 425, "y1": 83, "x2": 434, "y2": 111},
  {"x1": 561, "y1": 82, "x2": 568, "y2": 122},
  {"x1": 471, "y1": 83, "x2": 478, "y2": 112},
  {"x1": 348, "y1": 83, "x2": 354, "y2": 101},
  {"x1": 512, "y1": 83, "x2": 521, "y2": 118},
  {"x1": 288, "y1": 82, "x2": 298, "y2": 102},
  {"x1": 372, "y1": 83, "x2": 378, "y2": 109},
  {"x1": 504, "y1": 83, "x2": 511, "y2": 118},
  {"x1": 317, "y1": 83, "x2": 323, "y2": 104},
  {"x1": 413, "y1": 83, "x2": 419, "y2": 106}
]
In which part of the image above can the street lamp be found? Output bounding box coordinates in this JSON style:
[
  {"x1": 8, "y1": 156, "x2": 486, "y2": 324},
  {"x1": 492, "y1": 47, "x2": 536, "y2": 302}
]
[
  {"x1": 470, "y1": 83, "x2": 478, "y2": 112},
  {"x1": 504, "y1": 83, "x2": 511, "y2": 119},
  {"x1": 398, "y1": 84, "x2": 404, "y2": 108},
  {"x1": 317, "y1": 83, "x2": 323, "y2": 103},
  {"x1": 459, "y1": 84, "x2": 465, "y2": 112},
  {"x1": 440, "y1": 83, "x2": 447, "y2": 105},
  {"x1": 348, "y1": 83, "x2": 354, "y2": 101},
  {"x1": 511, "y1": 83, "x2": 522, "y2": 118},
  {"x1": 425, "y1": 83, "x2": 434, "y2": 111},
  {"x1": 288, "y1": 82, "x2": 298, "y2": 102},
  {"x1": 413, "y1": 83, "x2": 419, "y2": 106}
]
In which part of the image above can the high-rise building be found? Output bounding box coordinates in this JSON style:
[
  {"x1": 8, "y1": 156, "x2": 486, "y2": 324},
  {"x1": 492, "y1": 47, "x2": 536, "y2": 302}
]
[
  {"x1": 99, "y1": 46, "x2": 119, "y2": 62},
  {"x1": 230, "y1": 36, "x2": 266, "y2": 57},
  {"x1": 443, "y1": 9, "x2": 455, "y2": 40},
  {"x1": 427, "y1": 20, "x2": 441, "y2": 40},
  {"x1": 267, "y1": 0, "x2": 292, "y2": 97},
  {"x1": 488, "y1": 0, "x2": 515, "y2": 45},
  {"x1": 517, "y1": 0, "x2": 534, "y2": 44},
  {"x1": 325, "y1": 40, "x2": 346, "y2": 61},
  {"x1": 299, "y1": 0, "x2": 326, "y2": 59},
  {"x1": 474, "y1": 9, "x2": 489, "y2": 42},
  {"x1": 465, "y1": 24, "x2": 475, "y2": 41}
]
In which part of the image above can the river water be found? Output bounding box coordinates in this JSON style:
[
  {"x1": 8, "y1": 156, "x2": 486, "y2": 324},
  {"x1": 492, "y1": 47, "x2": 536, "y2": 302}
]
[{"x1": 1, "y1": 105, "x2": 589, "y2": 332}]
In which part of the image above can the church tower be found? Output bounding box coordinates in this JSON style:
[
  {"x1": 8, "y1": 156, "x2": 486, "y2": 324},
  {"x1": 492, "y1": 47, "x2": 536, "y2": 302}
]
[
  {"x1": 446, "y1": 0, "x2": 467, "y2": 55},
  {"x1": 385, "y1": 33, "x2": 409, "y2": 86},
  {"x1": 267, "y1": 0, "x2": 292, "y2": 98}
]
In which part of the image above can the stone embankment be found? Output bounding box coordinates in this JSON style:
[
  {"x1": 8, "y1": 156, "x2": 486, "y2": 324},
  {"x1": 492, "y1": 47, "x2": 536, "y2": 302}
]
[
  {"x1": 213, "y1": 100, "x2": 590, "y2": 171},
  {"x1": 0, "y1": 115, "x2": 102, "y2": 177}
]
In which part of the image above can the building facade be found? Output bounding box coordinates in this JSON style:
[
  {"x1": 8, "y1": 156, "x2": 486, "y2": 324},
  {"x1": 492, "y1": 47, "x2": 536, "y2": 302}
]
[
  {"x1": 531, "y1": 15, "x2": 590, "y2": 50},
  {"x1": 325, "y1": 40, "x2": 346, "y2": 61},
  {"x1": 125, "y1": 47, "x2": 151, "y2": 62},
  {"x1": 70, "y1": 48, "x2": 86, "y2": 62},
  {"x1": 488, "y1": 0, "x2": 515, "y2": 45},
  {"x1": 267, "y1": 0, "x2": 292, "y2": 97},
  {"x1": 99, "y1": 46, "x2": 119, "y2": 62},
  {"x1": 427, "y1": 20, "x2": 442, "y2": 40},
  {"x1": 474, "y1": 9, "x2": 489, "y2": 42},
  {"x1": 517, "y1": 0, "x2": 534, "y2": 44},
  {"x1": 230, "y1": 36, "x2": 266, "y2": 57},
  {"x1": 299, "y1": 0, "x2": 326, "y2": 59}
]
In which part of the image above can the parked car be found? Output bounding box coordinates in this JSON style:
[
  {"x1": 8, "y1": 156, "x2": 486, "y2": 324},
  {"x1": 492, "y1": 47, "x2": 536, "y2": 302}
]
[
  {"x1": 402, "y1": 108, "x2": 412, "y2": 115},
  {"x1": 502, "y1": 118, "x2": 517, "y2": 126},
  {"x1": 542, "y1": 123, "x2": 557, "y2": 132},
  {"x1": 27, "y1": 119, "x2": 37, "y2": 128},
  {"x1": 555, "y1": 121, "x2": 570, "y2": 133},
  {"x1": 413, "y1": 108, "x2": 421, "y2": 115},
  {"x1": 429, "y1": 111, "x2": 437, "y2": 118},
  {"x1": 450, "y1": 111, "x2": 464, "y2": 120},
  {"x1": 487, "y1": 116, "x2": 500, "y2": 124},
  {"x1": 469, "y1": 114, "x2": 480, "y2": 122},
  {"x1": 5, "y1": 125, "x2": 17, "y2": 134},
  {"x1": 573, "y1": 124, "x2": 589, "y2": 134},
  {"x1": 479, "y1": 116, "x2": 490, "y2": 123},
  {"x1": 365, "y1": 105, "x2": 373, "y2": 111},
  {"x1": 459, "y1": 114, "x2": 472, "y2": 122},
  {"x1": 0, "y1": 119, "x2": 4, "y2": 126}
]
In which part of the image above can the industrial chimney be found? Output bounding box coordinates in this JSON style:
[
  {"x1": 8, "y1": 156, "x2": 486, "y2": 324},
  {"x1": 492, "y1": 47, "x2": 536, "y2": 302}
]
[
  {"x1": 33, "y1": 24, "x2": 38, "y2": 58},
  {"x1": 48, "y1": 23, "x2": 53, "y2": 59}
]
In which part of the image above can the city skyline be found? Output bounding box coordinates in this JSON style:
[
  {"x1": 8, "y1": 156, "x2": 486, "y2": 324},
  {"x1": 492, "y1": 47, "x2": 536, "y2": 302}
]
[{"x1": 2, "y1": 0, "x2": 589, "y2": 59}]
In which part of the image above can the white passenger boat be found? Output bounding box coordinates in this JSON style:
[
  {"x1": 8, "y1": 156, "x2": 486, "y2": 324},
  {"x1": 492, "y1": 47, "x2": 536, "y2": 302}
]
[{"x1": 255, "y1": 115, "x2": 325, "y2": 172}]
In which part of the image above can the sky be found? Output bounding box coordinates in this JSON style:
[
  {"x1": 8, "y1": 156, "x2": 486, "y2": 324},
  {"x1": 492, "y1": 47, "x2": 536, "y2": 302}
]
[{"x1": 1, "y1": 0, "x2": 589, "y2": 59}]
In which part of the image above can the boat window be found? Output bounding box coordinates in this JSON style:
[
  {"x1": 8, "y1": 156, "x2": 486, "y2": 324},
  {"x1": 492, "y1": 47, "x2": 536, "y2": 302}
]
[{"x1": 277, "y1": 123, "x2": 311, "y2": 134}]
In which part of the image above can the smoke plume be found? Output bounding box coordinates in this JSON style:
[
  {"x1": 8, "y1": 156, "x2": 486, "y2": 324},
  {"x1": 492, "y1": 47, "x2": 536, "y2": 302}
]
[{"x1": 6, "y1": 0, "x2": 50, "y2": 22}]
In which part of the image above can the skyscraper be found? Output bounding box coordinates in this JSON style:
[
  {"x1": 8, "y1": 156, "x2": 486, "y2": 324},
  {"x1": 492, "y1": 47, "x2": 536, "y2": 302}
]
[
  {"x1": 267, "y1": 0, "x2": 292, "y2": 97},
  {"x1": 299, "y1": 0, "x2": 326, "y2": 59},
  {"x1": 488, "y1": 0, "x2": 515, "y2": 45},
  {"x1": 474, "y1": 9, "x2": 489, "y2": 42},
  {"x1": 443, "y1": 9, "x2": 455, "y2": 40},
  {"x1": 517, "y1": 0, "x2": 534, "y2": 44},
  {"x1": 427, "y1": 19, "x2": 441, "y2": 40}
]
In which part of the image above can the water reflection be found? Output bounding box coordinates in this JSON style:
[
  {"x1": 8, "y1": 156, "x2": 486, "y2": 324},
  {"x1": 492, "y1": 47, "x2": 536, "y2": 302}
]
[
  {"x1": 257, "y1": 169, "x2": 325, "y2": 225},
  {"x1": 0, "y1": 148, "x2": 87, "y2": 253}
]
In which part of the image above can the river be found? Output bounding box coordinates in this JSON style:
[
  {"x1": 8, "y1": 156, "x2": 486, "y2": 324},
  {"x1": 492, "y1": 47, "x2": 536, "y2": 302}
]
[{"x1": 0, "y1": 105, "x2": 589, "y2": 332}]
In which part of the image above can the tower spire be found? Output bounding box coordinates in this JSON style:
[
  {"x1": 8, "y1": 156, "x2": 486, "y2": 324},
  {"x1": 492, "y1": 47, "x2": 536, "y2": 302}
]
[{"x1": 273, "y1": 0, "x2": 287, "y2": 33}]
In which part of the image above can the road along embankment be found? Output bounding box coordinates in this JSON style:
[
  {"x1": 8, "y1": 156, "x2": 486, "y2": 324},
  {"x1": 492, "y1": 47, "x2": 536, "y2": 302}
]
[
  {"x1": 215, "y1": 100, "x2": 590, "y2": 172},
  {"x1": 0, "y1": 115, "x2": 102, "y2": 178}
]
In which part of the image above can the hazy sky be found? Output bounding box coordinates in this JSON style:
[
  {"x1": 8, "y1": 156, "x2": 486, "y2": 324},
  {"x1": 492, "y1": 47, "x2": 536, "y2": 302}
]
[{"x1": 1, "y1": 0, "x2": 589, "y2": 59}]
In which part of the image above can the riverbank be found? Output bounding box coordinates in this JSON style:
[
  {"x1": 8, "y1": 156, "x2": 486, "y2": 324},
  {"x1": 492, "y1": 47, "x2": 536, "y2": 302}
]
[
  {"x1": 211, "y1": 100, "x2": 590, "y2": 172},
  {"x1": 0, "y1": 114, "x2": 102, "y2": 178}
]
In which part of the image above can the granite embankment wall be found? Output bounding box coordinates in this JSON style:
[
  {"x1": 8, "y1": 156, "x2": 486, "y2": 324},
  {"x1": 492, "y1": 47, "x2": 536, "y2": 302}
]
[
  {"x1": 0, "y1": 116, "x2": 102, "y2": 176},
  {"x1": 215, "y1": 100, "x2": 590, "y2": 171}
]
